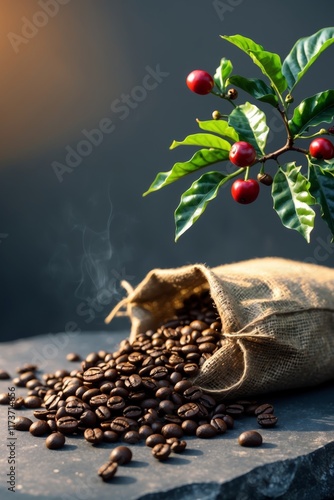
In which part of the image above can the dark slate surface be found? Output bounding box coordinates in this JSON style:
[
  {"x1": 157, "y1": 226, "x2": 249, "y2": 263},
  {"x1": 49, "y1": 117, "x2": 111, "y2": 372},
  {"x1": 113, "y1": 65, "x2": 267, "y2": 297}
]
[{"x1": 0, "y1": 331, "x2": 334, "y2": 500}]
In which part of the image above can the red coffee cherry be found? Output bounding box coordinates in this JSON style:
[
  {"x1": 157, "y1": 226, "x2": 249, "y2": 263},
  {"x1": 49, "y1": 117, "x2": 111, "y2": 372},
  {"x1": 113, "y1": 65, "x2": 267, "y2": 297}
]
[
  {"x1": 231, "y1": 179, "x2": 260, "y2": 204},
  {"x1": 229, "y1": 141, "x2": 256, "y2": 167},
  {"x1": 309, "y1": 138, "x2": 334, "y2": 160},
  {"x1": 186, "y1": 70, "x2": 214, "y2": 95}
]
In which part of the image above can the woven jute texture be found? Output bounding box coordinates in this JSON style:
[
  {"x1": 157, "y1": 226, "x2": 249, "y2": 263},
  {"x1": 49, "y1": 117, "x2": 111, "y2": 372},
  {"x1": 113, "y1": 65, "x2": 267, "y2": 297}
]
[{"x1": 106, "y1": 257, "x2": 334, "y2": 399}]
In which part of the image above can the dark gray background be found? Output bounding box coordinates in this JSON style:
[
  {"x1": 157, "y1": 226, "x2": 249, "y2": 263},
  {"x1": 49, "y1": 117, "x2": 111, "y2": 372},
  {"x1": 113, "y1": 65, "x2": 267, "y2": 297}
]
[{"x1": 1, "y1": 0, "x2": 334, "y2": 341}]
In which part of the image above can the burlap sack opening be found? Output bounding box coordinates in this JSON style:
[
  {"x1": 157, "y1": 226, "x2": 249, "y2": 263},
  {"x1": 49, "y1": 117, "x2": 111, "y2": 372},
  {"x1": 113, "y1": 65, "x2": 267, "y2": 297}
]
[{"x1": 105, "y1": 257, "x2": 334, "y2": 400}]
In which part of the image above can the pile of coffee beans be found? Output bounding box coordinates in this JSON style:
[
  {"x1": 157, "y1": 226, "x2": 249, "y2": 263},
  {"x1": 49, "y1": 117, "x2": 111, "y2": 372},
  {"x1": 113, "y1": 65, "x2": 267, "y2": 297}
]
[{"x1": 0, "y1": 291, "x2": 278, "y2": 482}]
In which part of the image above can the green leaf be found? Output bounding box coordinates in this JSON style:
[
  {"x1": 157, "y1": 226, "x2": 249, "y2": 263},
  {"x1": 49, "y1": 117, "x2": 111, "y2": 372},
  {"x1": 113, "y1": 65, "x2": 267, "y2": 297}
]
[
  {"x1": 272, "y1": 162, "x2": 316, "y2": 242},
  {"x1": 143, "y1": 149, "x2": 229, "y2": 195},
  {"x1": 308, "y1": 160, "x2": 334, "y2": 240},
  {"x1": 221, "y1": 34, "x2": 287, "y2": 94},
  {"x1": 196, "y1": 119, "x2": 239, "y2": 142},
  {"x1": 228, "y1": 102, "x2": 269, "y2": 155},
  {"x1": 214, "y1": 58, "x2": 233, "y2": 91},
  {"x1": 289, "y1": 90, "x2": 334, "y2": 136},
  {"x1": 227, "y1": 75, "x2": 278, "y2": 106},
  {"x1": 282, "y1": 27, "x2": 334, "y2": 92},
  {"x1": 170, "y1": 133, "x2": 231, "y2": 151},
  {"x1": 174, "y1": 171, "x2": 228, "y2": 241}
]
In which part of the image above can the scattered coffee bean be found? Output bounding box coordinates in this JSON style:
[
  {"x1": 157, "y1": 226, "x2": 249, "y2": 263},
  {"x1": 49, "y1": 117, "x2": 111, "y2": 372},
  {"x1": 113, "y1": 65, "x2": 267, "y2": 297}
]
[
  {"x1": 196, "y1": 423, "x2": 217, "y2": 439},
  {"x1": 14, "y1": 416, "x2": 33, "y2": 431},
  {"x1": 152, "y1": 443, "x2": 171, "y2": 461},
  {"x1": 109, "y1": 445, "x2": 132, "y2": 465},
  {"x1": 145, "y1": 433, "x2": 166, "y2": 448},
  {"x1": 103, "y1": 430, "x2": 119, "y2": 443},
  {"x1": 0, "y1": 369, "x2": 10, "y2": 379},
  {"x1": 56, "y1": 416, "x2": 78, "y2": 434},
  {"x1": 238, "y1": 430, "x2": 263, "y2": 447},
  {"x1": 12, "y1": 397, "x2": 25, "y2": 409},
  {"x1": 3, "y1": 289, "x2": 282, "y2": 481},
  {"x1": 161, "y1": 423, "x2": 183, "y2": 439},
  {"x1": 170, "y1": 439, "x2": 187, "y2": 453},
  {"x1": 46, "y1": 432, "x2": 66, "y2": 449},
  {"x1": 66, "y1": 353, "x2": 81, "y2": 362},
  {"x1": 98, "y1": 461, "x2": 118, "y2": 481},
  {"x1": 84, "y1": 427, "x2": 104, "y2": 444},
  {"x1": 0, "y1": 393, "x2": 10, "y2": 405},
  {"x1": 123, "y1": 430, "x2": 141, "y2": 444},
  {"x1": 29, "y1": 420, "x2": 50, "y2": 436},
  {"x1": 257, "y1": 413, "x2": 278, "y2": 428},
  {"x1": 24, "y1": 395, "x2": 42, "y2": 409}
]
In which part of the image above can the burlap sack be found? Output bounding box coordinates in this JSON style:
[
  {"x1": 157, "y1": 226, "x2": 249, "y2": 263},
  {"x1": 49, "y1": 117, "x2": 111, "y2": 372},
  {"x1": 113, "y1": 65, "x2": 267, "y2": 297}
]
[{"x1": 105, "y1": 257, "x2": 334, "y2": 399}]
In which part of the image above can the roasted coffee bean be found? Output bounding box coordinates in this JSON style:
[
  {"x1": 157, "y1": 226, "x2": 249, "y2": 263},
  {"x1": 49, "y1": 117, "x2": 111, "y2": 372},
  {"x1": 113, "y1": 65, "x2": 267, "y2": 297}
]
[
  {"x1": 183, "y1": 363, "x2": 200, "y2": 376},
  {"x1": 16, "y1": 363, "x2": 37, "y2": 374},
  {"x1": 255, "y1": 403, "x2": 274, "y2": 416},
  {"x1": 98, "y1": 461, "x2": 118, "y2": 481},
  {"x1": 44, "y1": 394, "x2": 61, "y2": 410},
  {"x1": 151, "y1": 421, "x2": 163, "y2": 433},
  {"x1": 190, "y1": 320, "x2": 208, "y2": 331},
  {"x1": 29, "y1": 420, "x2": 50, "y2": 436},
  {"x1": 56, "y1": 416, "x2": 79, "y2": 434},
  {"x1": 140, "y1": 398, "x2": 159, "y2": 410},
  {"x1": 123, "y1": 405, "x2": 142, "y2": 419},
  {"x1": 225, "y1": 404, "x2": 244, "y2": 417},
  {"x1": 210, "y1": 418, "x2": 227, "y2": 434},
  {"x1": 161, "y1": 423, "x2": 183, "y2": 439},
  {"x1": 196, "y1": 423, "x2": 217, "y2": 439},
  {"x1": 66, "y1": 353, "x2": 81, "y2": 362},
  {"x1": 117, "y1": 362, "x2": 137, "y2": 375},
  {"x1": 123, "y1": 430, "x2": 141, "y2": 444},
  {"x1": 197, "y1": 342, "x2": 216, "y2": 354},
  {"x1": 109, "y1": 416, "x2": 131, "y2": 434},
  {"x1": 149, "y1": 366, "x2": 169, "y2": 379},
  {"x1": 174, "y1": 380, "x2": 193, "y2": 394},
  {"x1": 103, "y1": 430, "x2": 119, "y2": 443},
  {"x1": 178, "y1": 402, "x2": 200, "y2": 419},
  {"x1": 65, "y1": 401, "x2": 84, "y2": 416},
  {"x1": 14, "y1": 416, "x2": 33, "y2": 431},
  {"x1": 171, "y1": 392, "x2": 184, "y2": 407},
  {"x1": 124, "y1": 374, "x2": 142, "y2": 390},
  {"x1": 257, "y1": 413, "x2": 278, "y2": 428},
  {"x1": 214, "y1": 403, "x2": 226, "y2": 414},
  {"x1": 33, "y1": 409, "x2": 51, "y2": 420},
  {"x1": 139, "y1": 425, "x2": 153, "y2": 439},
  {"x1": 89, "y1": 394, "x2": 108, "y2": 407},
  {"x1": 107, "y1": 396, "x2": 126, "y2": 411},
  {"x1": 145, "y1": 433, "x2": 166, "y2": 448},
  {"x1": 110, "y1": 387, "x2": 129, "y2": 399},
  {"x1": 99, "y1": 382, "x2": 115, "y2": 394},
  {"x1": 222, "y1": 414, "x2": 234, "y2": 429},
  {"x1": 181, "y1": 419, "x2": 198, "y2": 435},
  {"x1": 109, "y1": 445, "x2": 133, "y2": 464},
  {"x1": 152, "y1": 443, "x2": 171, "y2": 461},
  {"x1": 95, "y1": 406, "x2": 111, "y2": 421},
  {"x1": 82, "y1": 388, "x2": 101, "y2": 403},
  {"x1": 26, "y1": 379, "x2": 42, "y2": 390},
  {"x1": 238, "y1": 430, "x2": 263, "y2": 447},
  {"x1": 80, "y1": 410, "x2": 97, "y2": 428},
  {"x1": 158, "y1": 400, "x2": 175, "y2": 415},
  {"x1": 83, "y1": 367, "x2": 104, "y2": 382},
  {"x1": 98, "y1": 421, "x2": 110, "y2": 431},
  {"x1": 85, "y1": 352, "x2": 100, "y2": 364},
  {"x1": 46, "y1": 432, "x2": 66, "y2": 449},
  {"x1": 84, "y1": 427, "x2": 104, "y2": 444},
  {"x1": 18, "y1": 371, "x2": 36, "y2": 385},
  {"x1": 170, "y1": 439, "x2": 187, "y2": 453},
  {"x1": 183, "y1": 386, "x2": 202, "y2": 401},
  {"x1": 12, "y1": 397, "x2": 25, "y2": 409},
  {"x1": 163, "y1": 414, "x2": 182, "y2": 425},
  {"x1": 0, "y1": 393, "x2": 10, "y2": 405},
  {"x1": 156, "y1": 387, "x2": 173, "y2": 399},
  {"x1": 47, "y1": 420, "x2": 57, "y2": 433}
]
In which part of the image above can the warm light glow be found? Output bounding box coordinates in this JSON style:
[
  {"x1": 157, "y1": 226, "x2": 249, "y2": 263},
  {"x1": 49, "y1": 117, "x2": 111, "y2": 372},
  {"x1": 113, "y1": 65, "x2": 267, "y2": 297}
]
[{"x1": 0, "y1": 1, "x2": 133, "y2": 165}]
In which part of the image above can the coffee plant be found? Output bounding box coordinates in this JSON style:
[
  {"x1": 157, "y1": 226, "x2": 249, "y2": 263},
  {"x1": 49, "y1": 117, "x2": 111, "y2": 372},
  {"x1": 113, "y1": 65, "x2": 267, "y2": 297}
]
[{"x1": 144, "y1": 27, "x2": 334, "y2": 242}]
